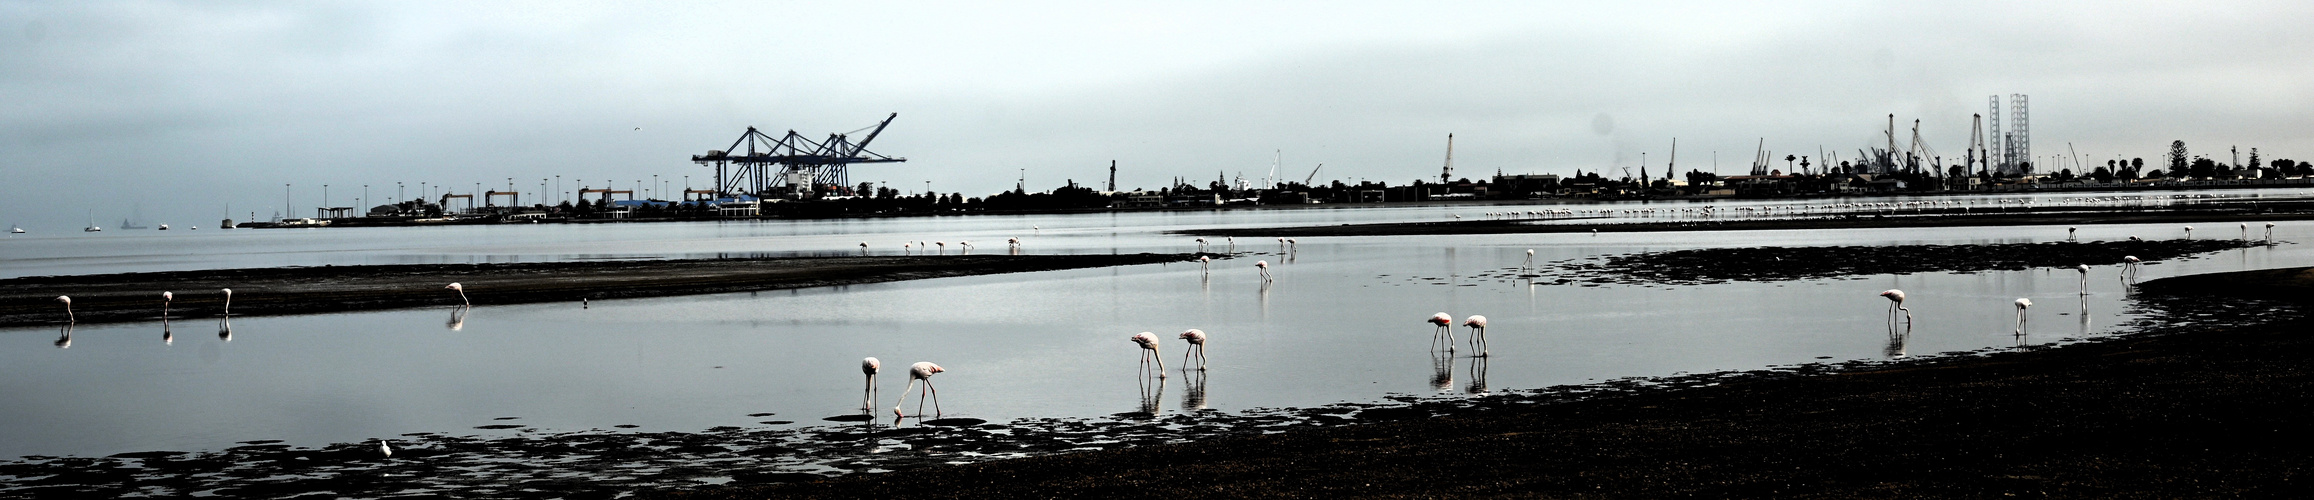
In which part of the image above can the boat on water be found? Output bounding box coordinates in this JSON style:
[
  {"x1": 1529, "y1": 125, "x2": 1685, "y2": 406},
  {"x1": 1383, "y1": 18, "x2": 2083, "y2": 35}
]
[
  {"x1": 158, "y1": 224, "x2": 171, "y2": 230},
  {"x1": 277, "y1": 218, "x2": 332, "y2": 228},
  {"x1": 8, "y1": 225, "x2": 23, "y2": 234},
  {"x1": 119, "y1": 218, "x2": 149, "y2": 230}
]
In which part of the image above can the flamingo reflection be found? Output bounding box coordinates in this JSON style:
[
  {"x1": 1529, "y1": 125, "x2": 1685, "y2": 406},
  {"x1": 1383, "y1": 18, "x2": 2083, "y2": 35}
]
[
  {"x1": 1884, "y1": 321, "x2": 1910, "y2": 359},
  {"x1": 447, "y1": 307, "x2": 469, "y2": 331},
  {"x1": 162, "y1": 317, "x2": 173, "y2": 345},
  {"x1": 1181, "y1": 369, "x2": 1208, "y2": 411},
  {"x1": 54, "y1": 323, "x2": 72, "y2": 349},
  {"x1": 217, "y1": 316, "x2": 232, "y2": 342},
  {"x1": 1136, "y1": 372, "x2": 1167, "y2": 417},
  {"x1": 1429, "y1": 348, "x2": 1455, "y2": 393},
  {"x1": 1466, "y1": 355, "x2": 1490, "y2": 395}
]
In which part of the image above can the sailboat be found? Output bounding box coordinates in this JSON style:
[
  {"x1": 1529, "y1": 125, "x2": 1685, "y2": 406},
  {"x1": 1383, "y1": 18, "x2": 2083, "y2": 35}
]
[
  {"x1": 84, "y1": 210, "x2": 102, "y2": 232},
  {"x1": 8, "y1": 224, "x2": 23, "y2": 234}
]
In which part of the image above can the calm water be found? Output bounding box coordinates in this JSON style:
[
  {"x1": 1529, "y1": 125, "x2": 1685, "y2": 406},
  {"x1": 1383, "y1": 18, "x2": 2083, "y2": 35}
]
[{"x1": 1, "y1": 190, "x2": 2304, "y2": 459}]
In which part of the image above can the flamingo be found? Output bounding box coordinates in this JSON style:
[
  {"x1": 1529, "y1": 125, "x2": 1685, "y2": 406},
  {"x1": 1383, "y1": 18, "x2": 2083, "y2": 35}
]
[
  {"x1": 1178, "y1": 329, "x2": 1208, "y2": 371},
  {"x1": 56, "y1": 295, "x2": 73, "y2": 323},
  {"x1": 1522, "y1": 249, "x2": 1535, "y2": 268},
  {"x1": 859, "y1": 241, "x2": 869, "y2": 254},
  {"x1": 1255, "y1": 260, "x2": 1270, "y2": 281},
  {"x1": 2241, "y1": 223, "x2": 2249, "y2": 240},
  {"x1": 894, "y1": 362, "x2": 945, "y2": 417},
  {"x1": 446, "y1": 282, "x2": 469, "y2": 306},
  {"x1": 2184, "y1": 226, "x2": 2194, "y2": 239},
  {"x1": 2067, "y1": 226, "x2": 2077, "y2": 239},
  {"x1": 1196, "y1": 237, "x2": 1208, "y2": 252},
  {"x1": 1007, "y1": 237, "x2": 1020, "y2": 251},
  {"x1": 161, "y1": 291, "x2": 173, "y2": 319},
  {"x1": 1277, "y1": 237, "x2": 1286, "y2": 251},
  {"x1": 2014, "y1": 298, "x2": 2033, "y2": 335},
  {"x1": 1132, "y1": 331, "x2": 1167, "y2": 377},
  {"x1": 958, "y1": 240, "x2": 972, "y2": 253},
  {"x1": 378, "y1": 439, "x2": 393, "y2": 458},
  {"x1": 1033, "y1": 225, "x2": 1040, "y2": 234},
  {"x1": 1427, "y1": 312, "x2": 1456, "y2": 351},
  {"x1": 1879, "y1": 289, "x2": 1911, "y2": 325},
  {"x1": 221, "y1": 288, "x2": 232, "y2": 316},
  {"x1": 2128, "y1": 235, "x2": 2141, "y2": 241},
  {"x1": 935, "y1": 241, "x2": 946, "y2": 254},
  {"x1": 56, "y1": 324, "x2": 71, "y2": 349},
  {"x1": 1590, "y1": 228, "x2": 1598, "y2": 236},
  {"x1": 2266, "y1": 222, "x2": 2277, "y2": 240},
  {"x1": 1198, "y1": 255, "x2": 1210, "y2": 274},
  {"x1": 2075, "y1": 264, "x2": 2089, "y2": 295},
  {"x1": 1226, "y1": 236, "x2": 1235, "y2": 252},
  {"x1": 904, "y1": 242, "x2": 913, "y2": 254},
  {"x1": 1286, "y1": 238, "x2": 1297, "y2": 253},
  {"x1": 861, "y1": 357, "x2": 882, "y2": 411},
  {"x1": 2121, "y1": 256, "x2": 2141, "y2": 278},
  {"x1": 1463, "y1": 315, "x2": 1489, "y2": 357}
]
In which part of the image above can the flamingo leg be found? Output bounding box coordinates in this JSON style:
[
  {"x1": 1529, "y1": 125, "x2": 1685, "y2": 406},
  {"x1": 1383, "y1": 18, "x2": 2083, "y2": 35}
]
[
  {"x1": 1180, "y1": 347, "x2": 1192, "y2": 372},
  {"x1": 925, "y1": 379, "x2": 940, "y2": 417},
  {"x1": 894, "y1": 379, "x2": 917, "y2": 416},
  {"x1": 1197, "y1": 344, "x2": 1207, "y2": 370}
]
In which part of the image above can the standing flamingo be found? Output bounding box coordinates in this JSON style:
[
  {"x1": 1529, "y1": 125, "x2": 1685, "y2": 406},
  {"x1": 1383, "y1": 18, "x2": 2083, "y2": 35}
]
[
  {"x1": 958, "y1": 240, "x2": 972, "y2": 253},
  {"x1": 1178, "y1": 329, "x2": 1208, "y2": 371},
  {"x1": 1286, "y1": 238, "x2": 1297, "y2": 253},
  {"x1": 161, "y1": 291, "x2": 174, "y2": 319},
  {"x1": 859, "y1": 242, "x2": 869, "y2": 254},
  {"x1": 1225, "y1": 236, "x2": 1235, "y2": 252},
  {"x1": 2075, "y1": 264, "x2": 2090, "y2": 295},
  {"x1": 1007, "y1": 237, "x2": 1021, "y2": 251},
  {"x1": 894, "y1": 361, "x2": 945, "y2": 417},
  {"x1": 935, "y1": 241, "x2": 946, "y2": 254},
  {"x1": 1522, "y1": 249, "x2": 1535, "y2": 268},
  {"x1": 1196, "y1": 238, "x2": 1208, "y2": 252},
  {"x1": 2067, "y1": 226, "x2": 2077, "y2": 239},
  {"x1": 2184, "y1": 226, "x2": 2194, "y2": 239},
  {"x1": 1879, "y1": 289, "x2": 1911, "y2": 326},
  {"x1": 1198, "y1": 255, "x2": 1210, "y2": 275},
  {"x1": 2241, "y1": 223, "x2": 2249, "y2": 240},
  {"x1": 2266, "y1": 222, "x2": 2277, "y2": 241},
  {"x1": 2120, "y1": 256, "x2": 2141, "y2": 279},
  {"x1": 1427, "y1": 312, "x2": 1456, "y2": 351},
  {"x1": 861, "y1": 357, "x2": 881, "y2": 411},
  {"x1": 1132, "y1": 331, "x2": 1167, "y2": 377},
  {"x1": 904, "y1": 242, "x2": 913, "y2": 254},
  {"x1": 1463, "y1": 315, "x2": 1489, "y2": 357},
  {"x1": 221, "y1": 288, "x2": 233, "y2": 316},
  {"x1": 1255, "y1": 260, "x2": 1270, "y2": 281},
  {"x1": 446, "y1": 282, "x2": 469, "y2": 306},
  {"x1": 2014, "y1": 298, "x2": 2033, "y2": 335},
  {"x1": 56, "y1": 295, "x2": 73, "y2": 323}
]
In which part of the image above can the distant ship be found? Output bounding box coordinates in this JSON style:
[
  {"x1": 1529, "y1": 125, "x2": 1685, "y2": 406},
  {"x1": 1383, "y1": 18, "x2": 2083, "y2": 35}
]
[{"x1": 119, "y1": 218, "x2": 149, "y2": 230}]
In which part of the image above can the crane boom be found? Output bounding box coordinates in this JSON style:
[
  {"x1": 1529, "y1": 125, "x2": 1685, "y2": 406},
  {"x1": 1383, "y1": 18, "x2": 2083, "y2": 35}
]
[{"x1": 1303, "y1": 163, "x2": 1324, "y2": 185}]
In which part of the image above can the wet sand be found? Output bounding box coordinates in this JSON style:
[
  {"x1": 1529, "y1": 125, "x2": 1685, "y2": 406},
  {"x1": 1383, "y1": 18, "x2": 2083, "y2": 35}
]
[
  {"x1": 1183, "y1": 200, "x2": 2314, "y2": 237},
  {"x1": 670, "y1": 268, "x2": 2314, "y2": 498},
  {"x1": 0, "y1": 254, "x2": 1204, "y2": 327}
]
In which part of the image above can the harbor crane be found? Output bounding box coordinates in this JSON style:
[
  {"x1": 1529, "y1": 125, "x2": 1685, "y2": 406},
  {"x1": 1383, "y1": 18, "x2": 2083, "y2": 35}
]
[
  {"x1": 1303, "y1": 163, "x2": 1324, "y2": 186},
  {"x1": 692, "y1": 113, "x2": 906, "y2": 200}
]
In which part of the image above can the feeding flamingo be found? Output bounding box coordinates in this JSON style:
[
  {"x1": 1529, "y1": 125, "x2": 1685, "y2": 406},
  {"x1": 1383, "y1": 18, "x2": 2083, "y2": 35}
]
[
  {"x1": 2075, "y1": 264, "x2": 2089, "y2": 295},
  {"x1": 2121, "y1": 256, "x2": 2141, "y2": 279},
  {"x1": 2184, "y1": 226, "x2": 2194, "y2": 239},
  {"x1": 894, "y1": 361, "x2": 945, "y2": 417},
  {"x1": 861, "y1": 357, "x2": 881, "y2": 410},
  {"x1": 2014, "y1": 298, "x2": 2033, "y2": 335},
  {"x1": 1463, "y1": 315, "x2": 1489, "y2": 357},
  {"x1": 1178, "y1": 329, "x2": 1208, "y2": 371},
  {"x1": 1879, "y1": 289, "x2": 1911, "y2": 326},
  {"x1": 1522, "y1": 249, "x2": 1535, "y2": 268},
  {"x1": 1198, "y1": 255, "x2": 1210, "y2": 274},
  {"x1": 1255, "y1": 260, "x2": 1270, "y2": 281},
  {"x1": 446, "y1": 282, "x2": 469, "y2": 306},
  {"x1": 958, "y1": 240, "x2": 972, "y2": 253},
  {"x1": 1132, "y1": 331, "x2": 1167, "y2": 377},
  {"x1": 221, "y1": 288, "x2": 232, "y2": 316},
  {"x1": 1427, "y1": 312, "x2": 1456, "y2": 351},
  {"x1": 935, "y1": 241, "x2": 946, "y2": 254},
  {"x1": 1196, "y1": 237, "x2": 1208, "y2": 252},
  {"x1": 161, "y1": 291, "x2": 173, "y2": 319},
  {"x1": 56, "y1": 296, "x2": 73, "y2": 323}
]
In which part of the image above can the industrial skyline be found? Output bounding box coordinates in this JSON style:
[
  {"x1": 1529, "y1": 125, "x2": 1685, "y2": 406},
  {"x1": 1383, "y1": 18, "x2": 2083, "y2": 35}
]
[{"x1": 5, "y1": 2, "x2": 2313, "y2": 228}]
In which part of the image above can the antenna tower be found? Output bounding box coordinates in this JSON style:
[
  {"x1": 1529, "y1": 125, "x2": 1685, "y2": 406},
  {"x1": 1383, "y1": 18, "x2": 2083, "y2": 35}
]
[{"x1": 1441, "y1": 134, "x2": 1455, "y2": 184}]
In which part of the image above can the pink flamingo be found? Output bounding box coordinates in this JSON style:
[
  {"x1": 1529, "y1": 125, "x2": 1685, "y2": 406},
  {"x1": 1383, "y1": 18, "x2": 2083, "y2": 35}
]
[
  {"x1": 859, "y1": 242, "x2": 869, "y2": 254},
  {"x1": 1007, "y1": 237, "x2": 1021, "y2": 251},
  {"x1": 1255, "y1": 260, "x2": 1270, "y2": 281},
  {"x1": 894, "y1": 361, "x2": 945, "y2": 417},
  {"x1": 1463, "y1": 315, "x2": 1489, "y2": 356},
  {"x1": 161, "y1": 291, "x2": 173, "y2": 319},
  {"x1": 446, "y1": 282, "x2": 469, "y2": 306},
  {"x1": 1879, "y1": 289, "x2": 1911, "y2": 325},
  {"x1": 2120, "y1": 256, "x2": 2141, "y2": 279},
  {"x1": 935, "y1": 241, "x2": 946, "y2": 254},
  {"x1": 1427, "y1": 312, "x2": 1456, "y2": 350},
  {"x1": 1522, "y1": 249, "x2": 1534, "y2": 268},
  {"x1": 56, "y1": 295, "x2": 73, "y2": 323},
  {"x1": 1198, "y1": 255, "x2": 1210, "y2": 274},
  {"x1": 1178, "y1": 329, "x2": 1208, "y2": 370},
  {"x1": 1132, "y1": 331, "x2": 1167, "y2": 377},
  {"x1": 2075, "y1": 264, "x2": 2089, "y2": 295},
  {"x1": 861, "y1": 357, "x2": 881, "y2": 410},
  {"x1": 220, "y1": 288, "x2": 232, "y2": 316},
  {"x1": 2014, "y1": 298, "x2": 2033, "y2": 335}
]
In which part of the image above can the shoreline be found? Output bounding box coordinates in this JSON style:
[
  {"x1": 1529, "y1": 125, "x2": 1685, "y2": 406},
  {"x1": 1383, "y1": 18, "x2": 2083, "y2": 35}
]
[
  {"x1": 1181, "y1": 201, "x2": 2314, "y2": 237},
  {"x1": 0, "y1": 253, "x2": 1203, "y2": 328}
]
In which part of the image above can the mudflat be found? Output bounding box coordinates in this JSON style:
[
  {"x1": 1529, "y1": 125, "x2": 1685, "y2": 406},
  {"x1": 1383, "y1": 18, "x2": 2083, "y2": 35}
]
[{"x1": 0, "y1": 254, "x2": 1201, "y2": 327}]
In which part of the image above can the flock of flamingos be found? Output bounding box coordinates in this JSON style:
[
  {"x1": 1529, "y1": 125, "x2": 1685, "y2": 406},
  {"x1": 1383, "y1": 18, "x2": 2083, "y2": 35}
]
[{"x1": 31, "y1": 219, "x2": 2284, "y2": 458}]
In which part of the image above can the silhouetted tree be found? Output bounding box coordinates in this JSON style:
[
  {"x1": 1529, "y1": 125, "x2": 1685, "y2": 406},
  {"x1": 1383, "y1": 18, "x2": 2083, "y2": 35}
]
[{"x1": 2168, "y1": 141, "x2": 2190, "y2": 173}]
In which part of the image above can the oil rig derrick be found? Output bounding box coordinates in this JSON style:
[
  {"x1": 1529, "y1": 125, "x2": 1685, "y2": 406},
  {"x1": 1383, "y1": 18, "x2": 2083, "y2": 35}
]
[{"x1": 690, "y1": 113, "x2": 906, "y2": 200}]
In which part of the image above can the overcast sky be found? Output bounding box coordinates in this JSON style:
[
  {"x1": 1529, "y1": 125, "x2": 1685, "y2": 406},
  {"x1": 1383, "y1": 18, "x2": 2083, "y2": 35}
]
[{"x1": 4, "y1": 1, "x2": 2310, "y2": 228}]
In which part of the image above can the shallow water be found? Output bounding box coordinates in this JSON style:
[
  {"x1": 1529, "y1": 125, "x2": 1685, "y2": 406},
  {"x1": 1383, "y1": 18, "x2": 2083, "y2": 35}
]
[{"x1": 1, "y1": 190, "x2": 2307, "y2": 459}]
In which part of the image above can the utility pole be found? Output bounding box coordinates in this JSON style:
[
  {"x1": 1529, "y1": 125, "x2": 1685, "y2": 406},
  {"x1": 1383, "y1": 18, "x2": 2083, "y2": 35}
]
[{"x1": 1107, "y1": 160, "x2": 1117, "y2": 192}]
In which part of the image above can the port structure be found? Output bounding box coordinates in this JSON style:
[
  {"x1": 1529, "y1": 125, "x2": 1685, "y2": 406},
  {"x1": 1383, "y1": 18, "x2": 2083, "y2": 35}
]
[
  {"x1": 578, "y1": 188, "x2": 634, "y2": 201},
  {"x1": 691, "y1": 113, "x2": 905, "y2": 199},
  {"x1": 485, "y1": 190, "x2": 519, "y2": 207}
]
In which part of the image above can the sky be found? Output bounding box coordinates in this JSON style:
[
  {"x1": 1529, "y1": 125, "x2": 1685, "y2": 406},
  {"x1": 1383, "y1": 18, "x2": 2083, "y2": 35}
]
[{"x1": 3, "y1": 1, "x2": 2311, "y2": 228}]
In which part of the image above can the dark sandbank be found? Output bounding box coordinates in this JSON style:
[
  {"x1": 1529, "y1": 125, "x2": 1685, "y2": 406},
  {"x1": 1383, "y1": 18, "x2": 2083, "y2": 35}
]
[
  {"x1": 0, "y1": 254, "x2": 1205, "y2": 327},
  {"x1": 1181, "y1": 200, "x2": 2314, "y2": 237}
]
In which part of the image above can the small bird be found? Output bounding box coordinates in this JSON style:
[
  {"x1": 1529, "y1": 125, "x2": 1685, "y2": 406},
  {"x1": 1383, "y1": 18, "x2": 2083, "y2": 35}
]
[
  {"x1": 1428, "y1": 312, "x2": 1456, "y2": 351},
  {"x1": 894, "y1": 362, "x2": 945, "y2": 417},
  {"x1": 2014, "y1": 298, "x2": 2033, "y2": 335},
  {"x1": 1132, "y1": 331, "x2": 1166, "y2": 377},
  {"x1": 1879, "y1": 289, "x2": 1911, "y2": 325},
  {"x1": 861, "y1": 357, "x2": 882, "y2": 410},
  {"x1": 1178, "y1": 329, "x2": 1208, "y2": 370},
  {"x1": 56, "y1": 295, "x2": 73, "y2": 323},
  {"x1": 1255, "y1": 260, "x2": 1270, "y2": 281},
  {"x1": 1463, "y1": 315, "x2": 1489, "y2": 357},
  {"x1": 161, "y1": 291, "x2": 174, "y2": 319},
  {"x1": 446, "y1": 282, "x2": 469, "y2": 306}
]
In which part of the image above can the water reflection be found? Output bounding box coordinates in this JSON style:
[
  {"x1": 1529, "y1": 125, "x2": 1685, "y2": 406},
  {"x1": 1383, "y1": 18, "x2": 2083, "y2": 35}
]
[
  {"x1": 54, "y1": 324, "x2": 72, "y2": 349},
  {"x1": 1883, "y1": 322, "x2": 1910, "y2": 359},
  {"x1": 1465, "y1": 356, "x2": 1490, "y2": 395},
  {"x1": 1136, "y1": 374, "x2": 1166, "y2": 417},
  {"x1": 1429, "y1": 349, "x2": 1454, "y2": 393},
  {"x1": 162, "y1": 318, "x2": 172, "y2": 345},
  {"x1": 216, "y1": 317, "x2": 232, "y2": 342},
  {"x1": 446, "y1": 307, "x2": 469, "y2": 331},
  {"x1": 1181, "y1": 369, "x2": 1207, "y2": 411}
]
